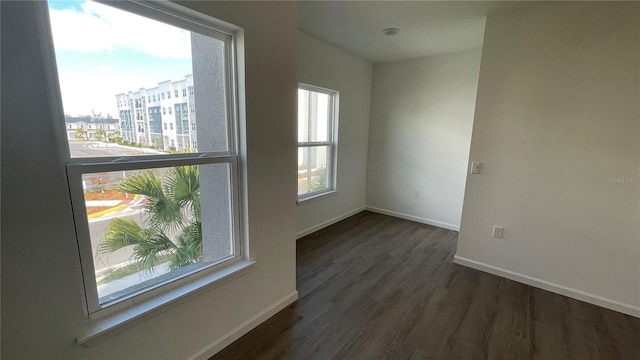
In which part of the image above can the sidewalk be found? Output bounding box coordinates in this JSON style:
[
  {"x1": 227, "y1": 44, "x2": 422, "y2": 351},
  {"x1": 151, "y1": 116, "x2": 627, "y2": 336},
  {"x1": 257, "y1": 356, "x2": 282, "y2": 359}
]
[{"x1": 85, "y1": 200, "x2": 121, "y2": 207}]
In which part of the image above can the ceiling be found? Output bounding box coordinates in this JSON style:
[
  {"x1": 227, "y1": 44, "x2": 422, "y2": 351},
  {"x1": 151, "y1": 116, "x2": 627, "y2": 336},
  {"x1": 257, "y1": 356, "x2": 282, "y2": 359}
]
[{"x1": 298, "y1": 1, "x2": 535, "y2": 63}]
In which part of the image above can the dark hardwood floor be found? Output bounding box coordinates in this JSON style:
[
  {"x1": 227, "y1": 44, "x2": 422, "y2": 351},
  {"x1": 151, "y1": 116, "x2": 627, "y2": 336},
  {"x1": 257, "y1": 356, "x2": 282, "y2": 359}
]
[{"x1": 211, "y1": 211, "x2": 640, "y2": 360}]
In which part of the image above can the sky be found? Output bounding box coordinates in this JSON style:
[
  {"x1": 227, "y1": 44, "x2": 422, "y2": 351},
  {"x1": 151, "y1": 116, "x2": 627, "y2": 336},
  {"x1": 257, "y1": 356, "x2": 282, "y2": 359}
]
[{"x1": 48, "y1": 0, "x2": 193, "y2": 117}]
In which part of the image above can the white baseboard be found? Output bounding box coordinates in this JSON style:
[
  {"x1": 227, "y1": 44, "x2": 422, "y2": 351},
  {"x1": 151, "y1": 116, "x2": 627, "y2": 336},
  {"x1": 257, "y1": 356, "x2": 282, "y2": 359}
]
[
  {"x1": 365, "y1": 206, "x2": 460, "y2": 231},
  {"x1": 454, "y1": 255, "x2": 640, "y2": 318},
  {"x1": 296, "y1": 206, "x2": 366, "y2": 239},
  {"x1": 188, "y1": 291, "x2": 299, "y2": 360}
]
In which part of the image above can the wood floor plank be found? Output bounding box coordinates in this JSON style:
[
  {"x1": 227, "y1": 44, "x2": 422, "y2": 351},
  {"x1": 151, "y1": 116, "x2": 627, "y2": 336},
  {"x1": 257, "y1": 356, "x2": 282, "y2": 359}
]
[
  {"x1": 602, "y1": 309, "x2": 640, "y2": 360},
  {"x1": 448, "y1": 274, "x2": 502, "y2": 359},
  {"x1": 210, "y1": 211, "x2": 640, "y2": 360},
  {"x1": 485, "y1": 279, "x2": 533, "y2": 360}
]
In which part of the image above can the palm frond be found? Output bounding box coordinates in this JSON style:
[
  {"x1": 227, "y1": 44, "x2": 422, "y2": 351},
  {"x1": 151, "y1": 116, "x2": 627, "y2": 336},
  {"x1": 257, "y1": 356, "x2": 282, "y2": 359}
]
[
  {"x1": 145, "y1": 196, "x2": 184, "y2": 232},
  {"x1": 117, "y1": 170, "x2": 164, "y2": 199},
  {"x1": 169, "y1": 221, "x2": 202, "y2": 270},
  {"x1": 122, "y1": 170, "x2": 187, "y2": 232},
  {"x1": 98, "y1": 218, "x2": 145, "y2": 255},
  {"x1": 166, "y1": 165, "x2": 201, "y2": 218},
  {"x1": 132, "y1": 230, "x2": 176, "y2": 272}
]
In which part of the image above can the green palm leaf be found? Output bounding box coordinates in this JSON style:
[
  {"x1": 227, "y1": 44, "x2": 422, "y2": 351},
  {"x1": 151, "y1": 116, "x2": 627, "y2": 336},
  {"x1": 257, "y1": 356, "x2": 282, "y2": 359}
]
[
  {"x1": 98, "y1": 218, "x2": 146, "y2": 255},
  {"x1": 117, "y1": 170, "x2": 164, "y2": 199},
  {"x1": 132, "y1": 230, "x2": 176, "y2": 272},
  {"x1": 118, "y1": 169, "x2": 185, "y2": 232},
  {"x1": 169, "y1": 221, "x2": 202, "y2": 270},
  {"x1": 166, "y1": 165, "x2": 201, "y2": 219}
]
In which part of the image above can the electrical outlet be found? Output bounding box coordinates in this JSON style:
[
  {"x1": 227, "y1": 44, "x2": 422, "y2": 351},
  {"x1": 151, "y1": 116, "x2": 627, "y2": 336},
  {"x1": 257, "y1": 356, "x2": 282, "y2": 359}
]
[
  {"x1": 492, "y1": 225, "x2": 503, "y2": 238},
  {"x1": 414, "y1": 190, "x2": 421, "y2": 198}
]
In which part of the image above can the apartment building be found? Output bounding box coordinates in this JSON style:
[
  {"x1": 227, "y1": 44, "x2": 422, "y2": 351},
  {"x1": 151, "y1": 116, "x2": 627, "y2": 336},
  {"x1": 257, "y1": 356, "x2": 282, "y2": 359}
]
[{"x1": 115, "y1": 75, "x2": 197, "y2": 151}]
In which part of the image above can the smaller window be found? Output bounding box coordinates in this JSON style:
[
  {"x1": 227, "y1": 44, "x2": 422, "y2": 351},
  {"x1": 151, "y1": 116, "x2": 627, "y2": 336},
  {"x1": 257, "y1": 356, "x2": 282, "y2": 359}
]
[
  {"x1": 182, "y1": 89, "x2": 187, "y2": 97},
  {"x1": 148, "y1": 96, "x2": 151, "y2": 102},
  {"x1": 170, "y1": 123, "x2": 174, "y2": 130},
  {"x1": 189, "y1": 86, "x2": 194, "y2": 96},
  {"x1": 297, "y1": 84, "x2": 339, "y2": 201},
  {"x1": 163, "y1": 108, "x2": 166, "y2": 115},
  {"x1": 192, "y1": 141, "x2": 197, "y2": 149},
  {"x1": 167, "y1": 91, "x2": 171, "y2": 99},
  {"x1": 162, "y1": 93, "x2": 166, "y2": 100},
  {"x1": 190, "y1": 105, "x2": 195, "y2": 113},
  {"x1": 175, "y1": 90, "x2": 179, "y2": 97},
  {"x1": 168, "y1": 108, "x2": 172, "y2": 114},
  {"x1": 164, "y1": 123, "x2": 167, "y2": 130},
  {"x1": 191, "y1": 123, "x2": 196, "y2": 131},
  {"x1": 153, "y1": 95, "x2": 156, "y2": 101}
]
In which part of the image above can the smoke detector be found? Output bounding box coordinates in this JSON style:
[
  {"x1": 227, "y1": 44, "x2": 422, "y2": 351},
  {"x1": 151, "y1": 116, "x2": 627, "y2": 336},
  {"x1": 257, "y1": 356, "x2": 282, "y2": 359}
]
[{"x1": 382, "y1": 28, "x2": 400, "y2": 36}]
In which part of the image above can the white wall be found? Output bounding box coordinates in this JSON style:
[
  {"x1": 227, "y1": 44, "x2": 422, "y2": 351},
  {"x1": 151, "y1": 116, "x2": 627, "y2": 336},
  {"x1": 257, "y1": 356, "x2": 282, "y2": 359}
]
[
  {"x1": 1, "y1": 1, "x2": 298, "y2": 358},
  {"x1": 296, "y1": 31, "x2": 373, "y2": 237},
  {"x1": 366, "y1": 49, "x2": 482, "y2": 230},
  {"x1": 456, "y1": 2, "x2": 640, "y2": 316}
]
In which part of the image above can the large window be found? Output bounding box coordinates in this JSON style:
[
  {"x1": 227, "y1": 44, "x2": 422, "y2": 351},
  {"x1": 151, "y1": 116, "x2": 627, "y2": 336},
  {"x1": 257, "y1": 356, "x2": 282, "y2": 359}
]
[
  {"x1": 46, "y1": 0, "x2": 245, "y2": 318},
  {"x1": 297, "y1": 84, "x2": 338, "y2": 201}
]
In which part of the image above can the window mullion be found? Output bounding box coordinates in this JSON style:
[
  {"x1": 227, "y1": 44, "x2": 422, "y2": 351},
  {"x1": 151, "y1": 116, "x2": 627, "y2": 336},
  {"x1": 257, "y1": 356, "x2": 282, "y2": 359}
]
[
  {"x1": 68, "y1": 154, "x2": 236, "y2": 173},
  {"x1": 297, "y1": 141, "x2": 332, "y2": 147}
]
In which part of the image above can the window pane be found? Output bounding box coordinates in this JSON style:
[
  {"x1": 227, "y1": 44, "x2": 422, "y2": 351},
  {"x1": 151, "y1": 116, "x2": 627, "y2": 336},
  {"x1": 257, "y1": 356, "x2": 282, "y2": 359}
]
[
  {"x1": 48, "y1": 0, "x2": 229, "y2": 157},
  {"x1": 298, "y1": 89, "x2": 330, "y2": 143},
  {"x1": 297, "y1": 146, "x2": 330, "y2": 196},
  {"x1": 81, "y1": 163, "x2": 233, "y2": 305}
]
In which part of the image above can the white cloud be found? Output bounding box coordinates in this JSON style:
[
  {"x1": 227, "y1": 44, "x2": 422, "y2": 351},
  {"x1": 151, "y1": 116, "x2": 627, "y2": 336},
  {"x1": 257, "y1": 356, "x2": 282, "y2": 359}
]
[
  {"x1": 58, "y1": 71, "x2": 136, "y2": 116},
  {"x1": 49, "y1": 1, "x2": 191, "y2": 59},
  {"x1": 94, "y1": 65, "x2": 113, "y2": 72}
]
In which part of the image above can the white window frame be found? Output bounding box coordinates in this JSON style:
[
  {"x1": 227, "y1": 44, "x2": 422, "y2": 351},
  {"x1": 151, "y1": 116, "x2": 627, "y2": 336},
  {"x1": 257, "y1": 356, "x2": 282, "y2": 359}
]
[
  {"x1": 297, "y1": 83, "x2": 339, "y2": 204},
  {"x1": 37, "y1": 0, "x2": 250, "y2": 343}
]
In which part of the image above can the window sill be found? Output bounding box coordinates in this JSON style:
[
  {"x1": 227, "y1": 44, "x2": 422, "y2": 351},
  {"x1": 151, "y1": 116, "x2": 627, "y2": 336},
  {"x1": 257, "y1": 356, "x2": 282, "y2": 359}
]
[
  {"x1": 77, "y1": 259, "x2": 256, "y2": 347},
  {"x1": 297, "y1": 189, "x2": 337, "y2": 206}
]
